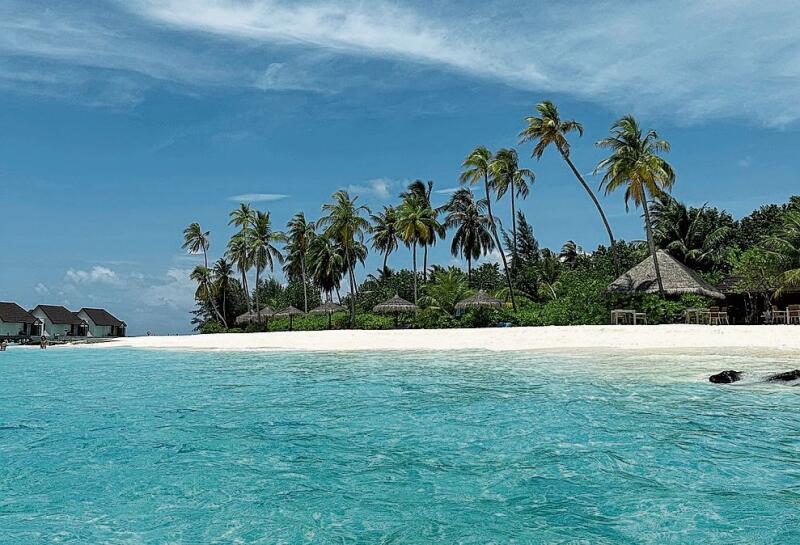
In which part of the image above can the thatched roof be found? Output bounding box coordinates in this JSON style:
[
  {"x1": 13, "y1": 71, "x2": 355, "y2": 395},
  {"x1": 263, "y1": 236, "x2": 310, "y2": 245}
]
[
  {"x1": 607, "y1": 250, "x2": 724, "y2": 299},
  {"x1": 373, "y1": 295, "x2": 418, "y2": 314},
  {"x1": 274, "y1": 306, "x2": 305, "y2": 317},
  {"x1": 455, "y1": 290, "x2": 503, "y2": 310},
  {"x1": 309, "y1": 301, "x2": 345, "y2": 315},
  {"x1": 235, "y1": 308, "x2": 274, "y2": 324}
]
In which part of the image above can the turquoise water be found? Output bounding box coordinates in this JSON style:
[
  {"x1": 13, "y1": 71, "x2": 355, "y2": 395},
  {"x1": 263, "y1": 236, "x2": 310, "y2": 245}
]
[{"x1": 1, "y1": 348, "x2": 799, "y2": 544}]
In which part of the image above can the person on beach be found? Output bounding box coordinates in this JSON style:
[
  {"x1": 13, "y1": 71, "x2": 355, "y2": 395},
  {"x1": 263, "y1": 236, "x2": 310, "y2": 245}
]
[
  {"x1": 39, "y1": 336, "x2": 48, "y2": 349},
  {"x1": 0, "y1": 339, "x2": 7, "y2": 351}
]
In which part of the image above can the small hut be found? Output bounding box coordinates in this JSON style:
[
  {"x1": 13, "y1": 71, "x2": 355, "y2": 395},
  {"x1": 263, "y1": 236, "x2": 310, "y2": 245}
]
[
  {"x1": 373, "y1": 295, "x2": 418, "y2": 326},
  {"x1": 235, "y1": 307, "x2": 274, "y2": 326},
  {"x1": 607, "y1": 250, "x2": 724, "y2": 299},
  {"x1": 274, "y1": 306, "x2": 305, "y2": 331},
  {"x1": 309, "y1": 301, "x2": 345, "y2": 329},
  {"x1": 455, "y1": 290, "x2": 504, "y2": 312}
]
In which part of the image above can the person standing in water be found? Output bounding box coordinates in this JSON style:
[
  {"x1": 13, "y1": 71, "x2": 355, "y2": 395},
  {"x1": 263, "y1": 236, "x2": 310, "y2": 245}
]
[
  {"x1": 0, "y1": 339, "x2": 8, "y2": 351},
  {"x1": 39, "y1": 336, "x2": 47, "y2": 349}
]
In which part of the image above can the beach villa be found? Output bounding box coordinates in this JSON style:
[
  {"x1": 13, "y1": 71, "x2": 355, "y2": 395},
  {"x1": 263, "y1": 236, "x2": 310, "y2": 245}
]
[
  {"x1": 77, "y1": 307, "x2": 126, "y2": 337},
  {"x1": 0, "y1": 302, "x2": 42, "y2": 338},
  {"x1": 30, "y1": 305, "x2": 88, "y2": 338}
]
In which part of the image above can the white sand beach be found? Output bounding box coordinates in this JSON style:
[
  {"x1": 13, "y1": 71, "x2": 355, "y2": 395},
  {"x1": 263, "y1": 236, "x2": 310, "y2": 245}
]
[{"x1": 101, "y1": 325, "x2": 800, "y2": 354}]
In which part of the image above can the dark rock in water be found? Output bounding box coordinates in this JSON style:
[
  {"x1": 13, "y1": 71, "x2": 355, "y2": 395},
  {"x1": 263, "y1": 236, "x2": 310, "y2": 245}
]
[
  {"x1": 709, "y1": 370, "x2": 742, "y2": 384},
  {"x1": 766, "y1": 369, "x2": 800, "y2": 382}
]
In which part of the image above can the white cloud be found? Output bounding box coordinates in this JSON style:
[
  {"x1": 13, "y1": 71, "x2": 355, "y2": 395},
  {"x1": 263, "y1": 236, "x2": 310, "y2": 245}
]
[
  {"x1": 346, "y1": 178, "x2": 395, "y2": 200},
  {"x1": 435, "y1": 186, "x2": 464, "y2": 195},
  {"x1": 227, "y1": 193, "x2": 288, "y2": 203},
  {"x1": 738, "y1": 156, "x2": 753, "y2": 169},
  {"x1": 254, "y1": 62, "x2": 321, "y2": 92},
  {"x1": 140, "y1": 268, "x2": 196, "y2": 311},
  {"x1": 34, "y1": 282, "x2": 49, "y2": 295},
  {"x1": 65, "y1": 266, "x2": 120, "y2": 285}
]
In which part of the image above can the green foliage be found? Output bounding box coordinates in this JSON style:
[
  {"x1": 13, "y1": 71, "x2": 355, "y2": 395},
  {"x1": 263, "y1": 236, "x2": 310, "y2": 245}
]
[
  {"x1": 470, "y1": 263, "x2": 504, "y2": 291},
  {"x1": 421, "y1": 267, "x2": 471, "y2": 314},
  {"x1": 632, "y1": 294, "x2": 712, "y2": 324},
  {"x1": 199, "y1": 321, "x2": 225, "y2": 334}
]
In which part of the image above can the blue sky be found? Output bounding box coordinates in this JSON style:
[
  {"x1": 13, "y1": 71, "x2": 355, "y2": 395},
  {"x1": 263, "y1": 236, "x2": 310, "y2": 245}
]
[{"x1": 1, "y1": 0, "x2": 799, "y2": 334}]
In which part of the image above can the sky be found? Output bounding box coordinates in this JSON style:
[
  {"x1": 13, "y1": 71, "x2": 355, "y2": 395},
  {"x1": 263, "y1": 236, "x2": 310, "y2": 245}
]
[{"x1": 1, "y1": 0, "x2": 799, "y2": 335}]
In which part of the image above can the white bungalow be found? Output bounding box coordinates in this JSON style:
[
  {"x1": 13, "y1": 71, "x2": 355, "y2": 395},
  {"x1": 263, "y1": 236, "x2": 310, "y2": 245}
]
[
  {"x1": 0, "y1": 302, "x2": 42, "y2": 338},
  {"x1": 30, "y1": 305, "x2": 88, "y2": 338},
  {"x1": 77, "y1": 308, "x2": 126, "y2": 337}
]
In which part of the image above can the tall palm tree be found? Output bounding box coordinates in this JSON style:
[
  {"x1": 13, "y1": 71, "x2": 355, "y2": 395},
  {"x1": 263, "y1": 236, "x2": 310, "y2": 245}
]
[
  {"x1": 182, "y1": 222, "x2": 226, "y2": 325},
  {"x1": 595, "y1": 115, "x2": 675, "y2": 296},
  {"x1": 491, "y1": 148, "x2": 534, "y2": 266},
  {"x1": 400, "y1": 180, "x2": 444, "y2": 280},
  {"x1": 396, "y1": 195, "x2": 439, "y2": 303},
  {"x1": 519, "y1": 100, "x2": 619, "y2": 273},
  {"x1": 308, "y1": 234, "x2": 346, "y2": 302},
  {"x1": 249, "y1": 210, "x2": 285, "y2": 320},
  {"x1": 228, "y1": 203, "x2": 254, "y2": 311},
  {"x1": 442, "y1": 188, "x2": 495, "y2": 281},
  {"x1": 559, "y1": 240, "x2": 580, "y2": 266},
  {"x1": 460, "y1": 146, "x2": 517, "y2": 311},
  {"x1": 284, "y1": 212, "x2": 316, "y2": 312},
  {"x1": 766, "y1": 209, "x2": 800, "y2": 293},
  {"x1": 318, "y1": 190, "x2": 371, "y2": 324},
  {"x1": 370, "y1": 205, "x2": 400, "y2": 274},
  {"x1": 212, "y1": 258, "x2": 234, "y2": 326}
]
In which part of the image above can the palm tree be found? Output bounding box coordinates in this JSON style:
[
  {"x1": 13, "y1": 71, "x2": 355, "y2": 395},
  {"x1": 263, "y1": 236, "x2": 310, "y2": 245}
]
[
  {"x1": 308, "y1": 234, "x2": 346, "y2": 302},
  {"x1": 370, "y1": 205, "x2": 400, "y2": 274},
  {"x1": 190, "y1": 265, "x2": 227, "y2": 327},
  {"x1": 442, "y1": 188, "x2": 495, "y2": 281},
  {"x1": 595, "y1": 115, "x2": 675, "y2": 296},
  {"x1": 491, "y1": 149, "x2": 534, "y2": 266},
  {"x1": 766, "y1": 209, "x2": 800, "y2": 293},
  {"x1": 400, "y1": 180, "x2": 444, "y2": 280},
  {"x1": 212, "y1": 258, "x2": 234, "y2": 326},
  {"x1": 559, "y1": 240, "x2": 580, "y2": 266},
  {"x1": 396, "y1": 195, "x2": 439, "y2": 303},
  {"x1": 519, "y1": 100, "x2": 619, "y2": 273},
  {"x1": 228, "y1": 203, "x2": 255, "y2": 311},
  {"x1": 249, "y1": 210, "x2": 285, "y2": 320},
  {"x1": 318, "y1": 190, "x2": 370, "y2": 324},
  {"x1": 182, "y1": 222, "x2": 226, "y2": 326},
  {"x1": 284, "y1": 212, "x2": 316, "y2": 312},
  {"x1": 460, "y1": 146, "x2": 517, "y2": 311}
]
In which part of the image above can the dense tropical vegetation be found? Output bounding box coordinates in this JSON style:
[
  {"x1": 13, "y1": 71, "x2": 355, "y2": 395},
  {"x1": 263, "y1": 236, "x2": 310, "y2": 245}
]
[{"x1": 182, "y1": 101, "x2": 800, "y2": 333}]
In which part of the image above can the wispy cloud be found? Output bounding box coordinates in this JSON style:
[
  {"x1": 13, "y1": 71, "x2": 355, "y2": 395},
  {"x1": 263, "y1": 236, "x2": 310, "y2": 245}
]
[
  {"x1": 227, "y1": 193, "x2": 288, "y2": 203},
  {"x1": 435, "y1": 186, "x2": 463, "y2": 195},
  {"x1": 65, "y1": 266, "x2": 120, "y2": 285}
]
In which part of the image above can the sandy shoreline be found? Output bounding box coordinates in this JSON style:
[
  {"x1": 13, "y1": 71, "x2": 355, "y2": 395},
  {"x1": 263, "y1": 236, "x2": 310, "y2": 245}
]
[{"x1": 96, "y1": 325, "x2": 800, "y2": 354}]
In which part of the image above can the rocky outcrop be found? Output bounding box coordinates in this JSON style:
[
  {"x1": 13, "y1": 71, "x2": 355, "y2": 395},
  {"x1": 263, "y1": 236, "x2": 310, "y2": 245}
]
[
  {"x1": 709, "y1": 370, "x2": 742, "y2": 384},
  {"x1": 765, "y1": 370, "x2": 800, "y2": 382}
]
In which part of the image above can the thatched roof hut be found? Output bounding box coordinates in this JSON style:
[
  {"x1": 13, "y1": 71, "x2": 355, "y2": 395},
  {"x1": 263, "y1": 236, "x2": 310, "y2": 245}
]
[
  {"x1": 372, "y1": 295, "x2": 418, "y2": 314},
  {"x1": 607, "y1": 250, "x2": 724, "y2": 299},
  {"x1": 235, "y1": 307, "x2": 274, "y2": 325},
  {"x1": 309, "y1": 301, "x2": 345, "y2": 315},
  {"x1": 455, "y1": 290, "x2": 503, "y2": 310},
  {"x1": 274, "y1": 306, "x2": 305, "y2": 330}
]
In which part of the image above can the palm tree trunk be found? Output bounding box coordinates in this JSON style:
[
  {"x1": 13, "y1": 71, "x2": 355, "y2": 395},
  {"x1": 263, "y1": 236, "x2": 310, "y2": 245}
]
[
  {"x1": 642, "y1": 197, "x2": 665, "y2": 296},
  {"x1": 510, "y1": 186, "x2": 518, "y2": 272},
  {"x1": 301, "y1": 258, "x2": 308, "y2": 313},
  {"x1": 484, "y1": 173, "x2": 517, "y2": 311},
  {"x1": 345, "y1": 252, "x2": 355, "y2": 326},
  {"x1": 412, "y1": 241, "x2": 418, "y2": 304},
  {"x1": 255, "y1": 266, "x2": 261, "y2": 322},
  {"x1": 423, "y1": 245, "x2": 428, "y2": 282},
  {"x1": 557, "y1": 145, "x2": 620, "y2": 275},
  {"x1": 382, "y1": 251, "x2": 388, "y2": 273},
  {"x1": 202, "y1": 248, "x2": 227, "y2": 328},
  {"x1": 467, "y1": 256, "x2": 472, "y2": 284},
  {"x1": 241, "y1": 268, "x2": 250, "y2": 312}
]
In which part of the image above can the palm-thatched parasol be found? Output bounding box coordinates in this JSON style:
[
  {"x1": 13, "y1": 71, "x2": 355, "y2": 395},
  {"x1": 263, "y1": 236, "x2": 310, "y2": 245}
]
[
  {"x1": 235, "y1": 308, "x2": 274, "y2": 326},
  {"x1": 607, "y1": 250, "x2": 725, "y2": 299},
  {"x1": 455, "y1": 290, "x2": 503, "y2": 311},
  {"x1": 274, "y1": 306, "x2": 305, "y2": 331},
  {"x1": 373, "y1": 295, "x2": 418, "y2": 326},
  {"x1": 309, "y1": 301, "x2": 345, "y2": 329}
]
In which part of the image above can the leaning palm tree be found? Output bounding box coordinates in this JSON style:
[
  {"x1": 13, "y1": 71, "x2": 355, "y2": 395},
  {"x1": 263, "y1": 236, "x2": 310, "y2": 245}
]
[
  {"x1": 460, "y1": 146, "x2": 517, "y2": 311},
  {"x1": 183, "y1": 222, "x2": 225, "y2": 325},
  {"x1": 190, "y1": 264, "x2": 227, "y2": 327},
  {"x1": 212, "y1": 258, "x2": 234, "y2": 326},
  {"x1": 442, "y1": 188, "x2": 495, "y2": 281},
  {"x1": 595, "y1": 115, "x2": 675, "y2": 296},
  {"x1": 284, "y1": 212, "x2": 316, "y2": 312},
  {"x1": 249, "y1": 210, "x2": 285, "y2": 320},
  {"x1": 490, "y1": 148, "x2": 534, "y2": 266},
  {"x1": 519, "y1": 100, "x2": 619, "y2": 273},
  {"x1": 318, "y1": 190, "x2": 371, "y2": 324},
  {"x1": 370, "y1": 205, "x2": 400, "y2": 274},
  {"x1": 766, "y1": 209, "x2": 800, "y2": 293},
  {"x1": 396, "y1": 195, "x2": 439, "y2": 304},
  {"x1": 228, "y1": 203, "x2": 255, "y2": 311},
  {"x1": 400, "y1": 180, "x2": 444, "y2": 280}
]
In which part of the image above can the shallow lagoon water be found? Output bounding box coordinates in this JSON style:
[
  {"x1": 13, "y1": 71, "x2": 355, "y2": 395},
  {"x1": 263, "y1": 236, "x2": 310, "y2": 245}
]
[{"x1": 1, "y1": 348, "x2": 799, "y2": 544}]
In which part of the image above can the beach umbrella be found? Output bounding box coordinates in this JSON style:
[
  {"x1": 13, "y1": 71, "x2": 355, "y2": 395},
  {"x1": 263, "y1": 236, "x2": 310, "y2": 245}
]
[
  {"x1": 274, "y1": 306, "x2": 305, "y2": 331},
  {"x1": 607, "y1": 250, "x2": 725, "y2": 299},
  {"x1": 455, "y1": 290, "x2": 504, "y2": 311},
  {"x1": 373, "y1": 295, "x2": 418, "y2": 326},
  {"x1": 237, "y1": 307, "x2": 274, "y2": 326},
  {"x1": 309, "y1": 301, "x2": 345, "y2": 329}
]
